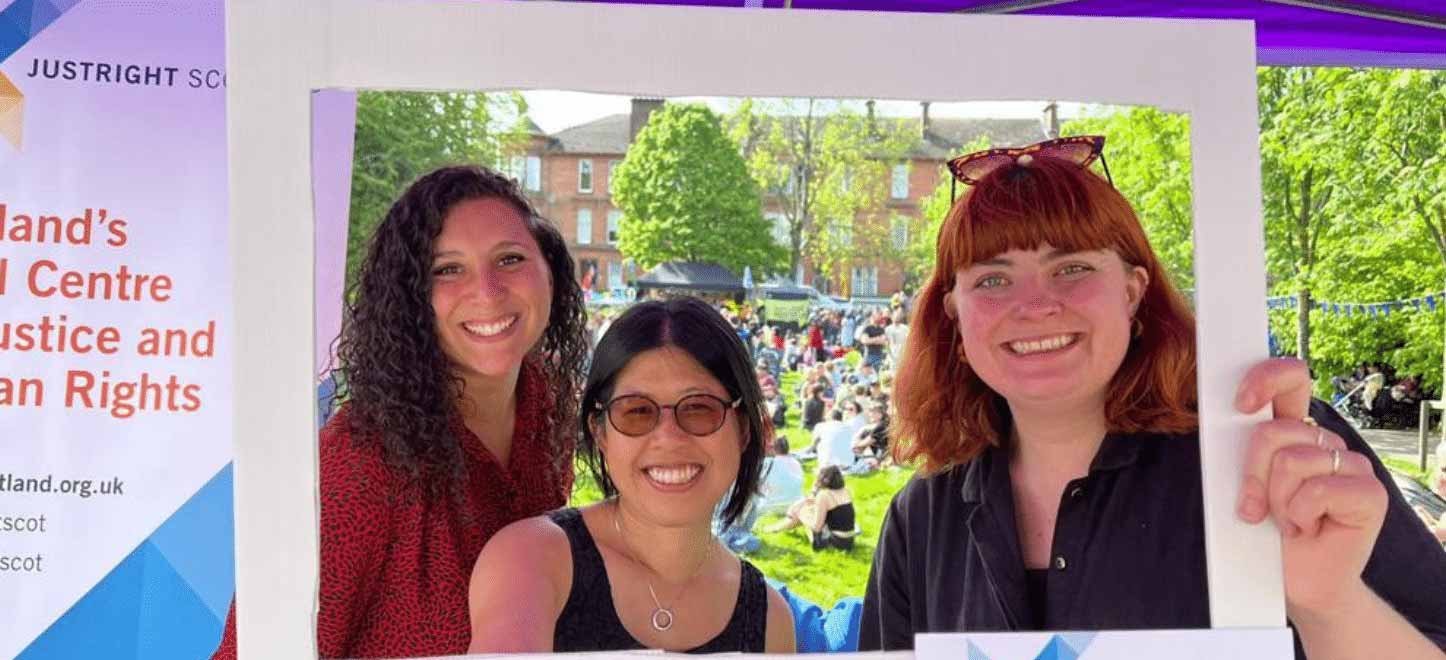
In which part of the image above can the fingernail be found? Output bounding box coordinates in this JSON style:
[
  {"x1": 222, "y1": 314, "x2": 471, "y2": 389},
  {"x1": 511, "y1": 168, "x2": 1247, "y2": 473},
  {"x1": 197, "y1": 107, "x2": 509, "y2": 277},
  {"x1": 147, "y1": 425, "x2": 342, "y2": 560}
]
[
  {"x1": 1234, "y1": 388, "x2": 1255, "y2": 412},
  {"x1": 1238, "y1": 496, "x2": 1265, "y2": 521},
  {"x1": 1237, "y1": 478, "x2": 1267, "y2": 520}
]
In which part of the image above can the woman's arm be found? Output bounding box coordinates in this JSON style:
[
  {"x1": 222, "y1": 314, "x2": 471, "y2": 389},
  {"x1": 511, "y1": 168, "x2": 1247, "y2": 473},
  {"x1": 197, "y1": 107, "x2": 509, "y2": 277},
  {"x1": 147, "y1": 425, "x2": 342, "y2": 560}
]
[
  {"x1": 859, "y1": 496, "x2": 913, "y2": 651},
  {"x1": 1235, "y1": 360, "x2": 1446, "y2": 658},
  {"x1": 314, "y1": 426, "x2": 396, "y2": 658},
  {"x1": 764, "y1": 585, "x2": 798, "y2": 653},
  {"x1": 808, "y1": 490, "x2": 835, "y2": 532},
  {"x1": 466, "y1": 517, "x2": 570, "y2": 653}
]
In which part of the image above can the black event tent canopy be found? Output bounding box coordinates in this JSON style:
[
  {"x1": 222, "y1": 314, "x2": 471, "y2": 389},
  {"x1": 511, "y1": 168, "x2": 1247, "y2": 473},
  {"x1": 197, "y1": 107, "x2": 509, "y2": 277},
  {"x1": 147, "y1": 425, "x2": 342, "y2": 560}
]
[{"x1": 635, "y1": 261, "x2": 747, "y2": 295}]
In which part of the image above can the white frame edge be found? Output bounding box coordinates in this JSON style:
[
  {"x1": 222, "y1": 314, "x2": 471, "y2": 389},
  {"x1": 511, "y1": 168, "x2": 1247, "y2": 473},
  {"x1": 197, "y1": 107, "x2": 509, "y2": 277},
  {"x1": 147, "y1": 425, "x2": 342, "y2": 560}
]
[{"x1": 227, "y1": 2, "x2": 1278, "y2": 658}]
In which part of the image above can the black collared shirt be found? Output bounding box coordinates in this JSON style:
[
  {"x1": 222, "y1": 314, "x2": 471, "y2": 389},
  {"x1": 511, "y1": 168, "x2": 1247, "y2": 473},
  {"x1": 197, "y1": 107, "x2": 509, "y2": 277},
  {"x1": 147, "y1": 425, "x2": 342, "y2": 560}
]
[{"x1": 859, "y1": 401, "x2": 1446, "y2": 656}]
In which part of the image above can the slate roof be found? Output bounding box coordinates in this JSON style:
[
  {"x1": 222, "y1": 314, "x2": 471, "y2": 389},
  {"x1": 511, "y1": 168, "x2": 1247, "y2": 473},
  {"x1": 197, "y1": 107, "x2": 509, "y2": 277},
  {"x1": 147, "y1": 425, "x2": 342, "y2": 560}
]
[
  {"x1": 635, "y1": 261, "x2": 744, "y2": 293},
  {"x1": 548, "y1": 113, "x2": 1049, "y2": 159},
  {"x1": 551, "y1": 114, "x2": 634, "y2": 155}
]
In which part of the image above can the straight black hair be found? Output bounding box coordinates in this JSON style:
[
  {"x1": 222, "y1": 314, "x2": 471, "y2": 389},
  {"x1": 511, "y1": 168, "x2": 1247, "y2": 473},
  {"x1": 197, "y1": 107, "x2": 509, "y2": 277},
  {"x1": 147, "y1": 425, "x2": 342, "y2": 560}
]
[{"x1": 578, "y1": 296, "x2": 767, "y2": 528}]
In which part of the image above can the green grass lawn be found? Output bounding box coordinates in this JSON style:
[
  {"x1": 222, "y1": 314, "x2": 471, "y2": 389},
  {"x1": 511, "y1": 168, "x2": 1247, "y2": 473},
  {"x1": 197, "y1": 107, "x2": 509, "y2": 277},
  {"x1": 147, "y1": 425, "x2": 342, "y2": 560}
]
[
  {"x1": 569, "y1": 369, "x2": 915, "y2": 607},
  {"x1": 1383, "y1": 456, "x2": 1432, "y2": 485}
]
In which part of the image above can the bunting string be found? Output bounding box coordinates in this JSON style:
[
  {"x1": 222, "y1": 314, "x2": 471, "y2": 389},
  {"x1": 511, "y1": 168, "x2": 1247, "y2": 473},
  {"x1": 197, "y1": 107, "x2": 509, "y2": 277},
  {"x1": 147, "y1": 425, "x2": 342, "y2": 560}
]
[{"x1": 1265, "y1": 292, "x2": 1445, "y2": 317}]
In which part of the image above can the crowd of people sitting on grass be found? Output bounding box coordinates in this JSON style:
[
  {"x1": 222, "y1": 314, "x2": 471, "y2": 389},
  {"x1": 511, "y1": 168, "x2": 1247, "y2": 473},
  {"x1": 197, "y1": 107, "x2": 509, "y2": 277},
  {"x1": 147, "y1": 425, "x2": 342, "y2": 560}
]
[{"x1": 704, "y1": 302, "x2": 911, "y2": 556}]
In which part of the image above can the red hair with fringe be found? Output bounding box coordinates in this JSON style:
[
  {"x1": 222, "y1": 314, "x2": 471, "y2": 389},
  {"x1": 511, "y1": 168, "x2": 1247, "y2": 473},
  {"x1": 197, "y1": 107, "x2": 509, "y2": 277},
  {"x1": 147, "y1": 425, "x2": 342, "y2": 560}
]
[{"x1": 892, "y1": 155, "x2": 1198, "y2": 474}]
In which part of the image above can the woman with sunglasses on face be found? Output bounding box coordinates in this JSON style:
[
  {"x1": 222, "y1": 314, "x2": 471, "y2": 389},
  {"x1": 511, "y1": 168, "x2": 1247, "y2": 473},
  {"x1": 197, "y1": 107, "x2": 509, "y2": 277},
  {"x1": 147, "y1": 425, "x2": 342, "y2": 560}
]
[
  {"x1": 467, "y1": 296, "x2": 796, "y2": 653},
  {"x1": 211, "y1": 166, "x2": 588, "y2": 660},
  {"x1": 860, "y1": 137, "x2": 1446, "y2": 658}
]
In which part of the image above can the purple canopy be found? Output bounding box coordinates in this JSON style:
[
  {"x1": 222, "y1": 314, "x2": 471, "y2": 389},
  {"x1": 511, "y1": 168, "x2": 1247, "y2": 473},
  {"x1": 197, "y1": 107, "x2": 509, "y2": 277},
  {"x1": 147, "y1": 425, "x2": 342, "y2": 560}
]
[{"x1": 596, "y1": 0, "x2": 1446, "y2": 68}]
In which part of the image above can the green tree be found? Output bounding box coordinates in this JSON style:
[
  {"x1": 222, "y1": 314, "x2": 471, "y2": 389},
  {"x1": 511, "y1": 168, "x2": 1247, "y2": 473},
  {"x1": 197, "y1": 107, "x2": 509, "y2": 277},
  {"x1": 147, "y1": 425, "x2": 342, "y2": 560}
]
[
  {"x1": 1322, "y1": 69, "x2": 1445, "y2": 393},
  {"x1": 1257, "y1": 67, "x2": 1360, "y2": 367},
  {"x1": 1259, "y1": 68, "x2": 1445, "y2": 397},
  {"x1": 347, "y1": 90, "x2": 529, "y2": 287},
  {"x1": 726, "y1": 99, "x2": 918, "y2": 292},
  {"x1": 611, "y1": 103, "x2": 786, "y2": 276},
  {"x1": 1063, "y1": 107, "x2": 1194, "y2": 291},
  {"x1": 907, "y1": 136, "x2": 988, "y2": 285}
]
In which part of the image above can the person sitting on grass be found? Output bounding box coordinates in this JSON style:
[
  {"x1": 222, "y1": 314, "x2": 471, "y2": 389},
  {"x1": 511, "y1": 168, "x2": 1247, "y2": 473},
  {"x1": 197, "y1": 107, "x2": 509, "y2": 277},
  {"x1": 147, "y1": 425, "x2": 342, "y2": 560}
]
[
  {"x1": 802, "y1": 385, "x2": 827, "y2": 432},
  {"x1": 810, "y1": 407, "x2": 859, "y2": 470},
  {"x1": 851, "y1": 402, "x2": 891, "y2": 463},
  {"x1": 766, "y1": 465, "x2": 858, "y2": 551}
]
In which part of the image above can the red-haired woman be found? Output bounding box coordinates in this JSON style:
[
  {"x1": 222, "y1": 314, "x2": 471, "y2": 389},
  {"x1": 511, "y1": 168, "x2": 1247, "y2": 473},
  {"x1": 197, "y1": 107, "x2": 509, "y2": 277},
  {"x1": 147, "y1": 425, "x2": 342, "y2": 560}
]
[{"x1": 859, "y1": 138, "x2": 1446, "y2": 658}]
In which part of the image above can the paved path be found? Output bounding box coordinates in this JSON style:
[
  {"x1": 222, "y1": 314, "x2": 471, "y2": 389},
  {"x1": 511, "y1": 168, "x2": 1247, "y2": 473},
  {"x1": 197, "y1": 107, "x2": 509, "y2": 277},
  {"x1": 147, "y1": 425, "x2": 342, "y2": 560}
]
[{"x1": 1359, "y1": 427, "x2": 1440, "y2": 467}]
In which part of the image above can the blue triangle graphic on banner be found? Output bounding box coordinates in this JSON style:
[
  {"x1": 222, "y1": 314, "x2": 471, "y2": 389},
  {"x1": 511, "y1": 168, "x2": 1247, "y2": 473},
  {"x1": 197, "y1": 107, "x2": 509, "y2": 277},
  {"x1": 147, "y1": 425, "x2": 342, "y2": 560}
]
[
  {"x1": 147, "y1": 465, "x2": 235, "y2": 620},
  {"x1": 1033, "y1": 635, "x2": 1081, "y2": 660},
  {"x1": 18, "y1": 464, "x2": 233, "y2": 660},
  {"x1": 1058, "y1": 631, "x2": 1098, "y2": 654}
]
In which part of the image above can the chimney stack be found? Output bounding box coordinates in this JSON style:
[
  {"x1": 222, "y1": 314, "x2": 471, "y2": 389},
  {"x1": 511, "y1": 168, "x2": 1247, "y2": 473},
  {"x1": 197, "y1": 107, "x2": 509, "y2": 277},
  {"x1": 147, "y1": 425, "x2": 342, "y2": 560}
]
[
  {"x1": 920, "y1": 101, "x2": 932, "y2": 139},
  {"x1": 630, "y1": 98, "x2": 664, "y2": 143},
  {"x1": 1042, "y1": 101, "x2": 1059, "y2": 139}
]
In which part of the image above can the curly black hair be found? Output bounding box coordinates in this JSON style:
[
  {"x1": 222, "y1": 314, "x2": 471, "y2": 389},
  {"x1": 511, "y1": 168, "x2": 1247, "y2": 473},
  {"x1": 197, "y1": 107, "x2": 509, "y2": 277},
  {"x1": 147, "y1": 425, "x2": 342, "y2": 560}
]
[{"x1": 334, "y1": 165, "x2": 587, "y2": 496}]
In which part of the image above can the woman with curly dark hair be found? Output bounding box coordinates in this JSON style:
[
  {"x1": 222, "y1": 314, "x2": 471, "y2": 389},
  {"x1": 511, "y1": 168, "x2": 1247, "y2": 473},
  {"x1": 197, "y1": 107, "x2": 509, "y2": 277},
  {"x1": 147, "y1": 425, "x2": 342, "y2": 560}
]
[{"x1": 212, "y1": 165, "x2": 588, "y2": 659}]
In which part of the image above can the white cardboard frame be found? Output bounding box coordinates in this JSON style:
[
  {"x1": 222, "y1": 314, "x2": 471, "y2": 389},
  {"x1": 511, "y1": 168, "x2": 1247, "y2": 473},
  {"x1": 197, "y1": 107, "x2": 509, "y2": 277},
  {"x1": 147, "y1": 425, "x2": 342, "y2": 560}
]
[{"x1": 227, "y1": 2, "x2": 1281, "y2": 658}]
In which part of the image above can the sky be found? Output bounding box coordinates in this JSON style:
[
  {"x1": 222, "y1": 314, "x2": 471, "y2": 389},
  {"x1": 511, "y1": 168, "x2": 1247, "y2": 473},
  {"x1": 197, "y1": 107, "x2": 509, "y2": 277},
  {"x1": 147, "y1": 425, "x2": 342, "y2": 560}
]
[{"x1": 520, "y1": 90, "x2": 1094, "y2": 134}]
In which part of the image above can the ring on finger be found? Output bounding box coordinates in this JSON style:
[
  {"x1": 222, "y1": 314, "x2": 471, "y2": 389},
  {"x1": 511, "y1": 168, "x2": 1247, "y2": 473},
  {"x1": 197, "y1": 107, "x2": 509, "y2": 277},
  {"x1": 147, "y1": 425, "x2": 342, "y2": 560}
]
[
  {"x1": 1330, "y1": 448, "x2": 1342, "y2": 475},
  {"x1": 1302, "y1": 416, "x2": 1318, "y2": 427}
]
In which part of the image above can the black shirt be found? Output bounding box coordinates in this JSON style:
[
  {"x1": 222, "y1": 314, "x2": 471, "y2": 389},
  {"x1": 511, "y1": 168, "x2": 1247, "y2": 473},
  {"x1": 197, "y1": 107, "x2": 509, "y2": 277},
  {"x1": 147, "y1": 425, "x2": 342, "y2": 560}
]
[
  {"x1": 859, "y1": 401, "x2": 1446, "y2": 656},
  {"x1": 861, "y1": 324, "x2": 886, "y2": 359},
  {"x1": 548, "y1": 508, "x2": 767, "y2": 653}
]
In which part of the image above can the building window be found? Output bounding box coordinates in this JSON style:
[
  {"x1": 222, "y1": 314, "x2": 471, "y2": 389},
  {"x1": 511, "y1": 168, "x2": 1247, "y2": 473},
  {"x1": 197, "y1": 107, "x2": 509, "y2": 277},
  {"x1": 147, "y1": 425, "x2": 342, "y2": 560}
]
[
  {"x1": 891, "y1": 217, "x2": 909, "y2": 250},
  {"x1": 505, "y1": 155, "x2": 542, "y2": 192},
  {"x1": 891, "y1": 163, "x2": 909, "y2": 199},
  {"x1": 608, "y1": 261, "x2": 624, "y2": 290},
  {"x1": 834, "y1": 221, "x2": 852, "y2": 248},
  {"x1": 607, "y1": 210, "x2": 622, "y2": 245},
  {"x1": 608, "y1": 160, "x2": 622, "y2": 195},
  {"x1": 524, "y1": 156, "x2": 541, "y2": 192},
  {"x1": 578, "y1": 159, "x2": 594, "y2": 193},
  {"x1": 577, "y1": 208, "x2": 593, "y2": 245},
  {"x1": 505, "y1": 155, "x2": 525, "y2": 184},
  {"x1": 851, "y1": 266, "x2": 879, "y2": 297}
]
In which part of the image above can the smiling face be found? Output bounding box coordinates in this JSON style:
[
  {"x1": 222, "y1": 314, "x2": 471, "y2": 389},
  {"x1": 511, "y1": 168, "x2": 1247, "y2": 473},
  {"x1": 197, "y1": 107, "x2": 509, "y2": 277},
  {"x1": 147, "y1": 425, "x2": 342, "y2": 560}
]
[
  {"x1": 597, "y1": 346, "x2": 744, "y2": 528},
  {"x1": 430, "y1": 197, "x2": 553, "y2": 385},
  {"x1": 947, "y1": 243, "x2": 1147, "y2": 415}
]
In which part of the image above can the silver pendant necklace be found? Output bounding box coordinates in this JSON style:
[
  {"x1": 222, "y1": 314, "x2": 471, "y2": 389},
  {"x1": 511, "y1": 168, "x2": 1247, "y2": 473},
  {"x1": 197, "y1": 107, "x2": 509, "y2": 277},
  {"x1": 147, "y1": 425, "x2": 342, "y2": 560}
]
[{"x1": 612, "y1": 501, "x2": 712, "y2": 633}]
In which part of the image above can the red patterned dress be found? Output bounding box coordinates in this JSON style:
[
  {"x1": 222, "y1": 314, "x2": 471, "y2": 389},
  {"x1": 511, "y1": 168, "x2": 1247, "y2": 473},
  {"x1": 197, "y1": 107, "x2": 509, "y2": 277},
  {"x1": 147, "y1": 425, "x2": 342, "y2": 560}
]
[{"x1": 211, "y1": 362, "x2": 572, "y2": 658}]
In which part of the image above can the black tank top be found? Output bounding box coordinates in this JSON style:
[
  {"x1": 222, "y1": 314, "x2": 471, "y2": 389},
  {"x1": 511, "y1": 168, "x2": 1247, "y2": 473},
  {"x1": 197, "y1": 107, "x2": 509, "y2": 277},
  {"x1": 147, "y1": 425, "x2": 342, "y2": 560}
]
[{"x1": 547, "y1": 507, "x2": 769, "y2": 653}]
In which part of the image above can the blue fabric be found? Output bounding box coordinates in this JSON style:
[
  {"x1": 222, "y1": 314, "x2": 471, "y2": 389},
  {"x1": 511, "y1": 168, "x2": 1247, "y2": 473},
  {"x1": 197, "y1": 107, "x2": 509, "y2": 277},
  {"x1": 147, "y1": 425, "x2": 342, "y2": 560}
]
[
  {"x1": 765, "y1": 579, "x2": 863, "y2": 653},
  {"x1": 317, "y1": 372, "x2": 339, "y2": 427}
]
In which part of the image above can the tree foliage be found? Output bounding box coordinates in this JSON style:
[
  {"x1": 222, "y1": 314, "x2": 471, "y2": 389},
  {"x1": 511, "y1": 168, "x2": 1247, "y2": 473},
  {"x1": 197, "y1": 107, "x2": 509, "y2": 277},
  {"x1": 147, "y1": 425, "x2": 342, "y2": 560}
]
[
  {"x1": 1265, "y1": 68, "x2": 1446, "y2": 395},
  {"x1": 726, "y1": 99, "x2": 918, "y2": 292},
  {"x1": 611, "y1": 103, "x2": 787, "y2": 276},
  {"x1": 1063, "y1": 107, "x2": 1195, "y2": 292},
  {"x1": 346, "y1": 90, "x2": 529, "y2": 288}
]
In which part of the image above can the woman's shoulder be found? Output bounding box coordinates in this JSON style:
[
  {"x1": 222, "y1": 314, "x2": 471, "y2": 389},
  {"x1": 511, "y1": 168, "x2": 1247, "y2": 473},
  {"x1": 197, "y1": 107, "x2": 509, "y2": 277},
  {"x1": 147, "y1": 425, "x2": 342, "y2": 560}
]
[
  {"x1": 317, "y1": 404, "x2": 395, "y2": 487},
  {"x1": 487, "y1": 511, "x2": 572, "y2": 556},
  {"x1": 476, "y1": 511, "x2": 575, "y2": 586}
]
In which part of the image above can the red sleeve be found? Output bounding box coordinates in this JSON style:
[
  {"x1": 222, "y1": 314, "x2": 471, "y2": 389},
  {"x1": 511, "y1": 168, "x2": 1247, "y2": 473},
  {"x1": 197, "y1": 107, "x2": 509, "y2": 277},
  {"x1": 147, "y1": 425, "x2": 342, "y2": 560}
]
[
  {"x1": 209, "y1": 599, "x2": 237, "y2": 659},
  {"x1": 315, "y1": 411, "x2": 395, "y2": 658},
  {"x1": 209, "y1": 410, "x2": 393, "y2": 659}
]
